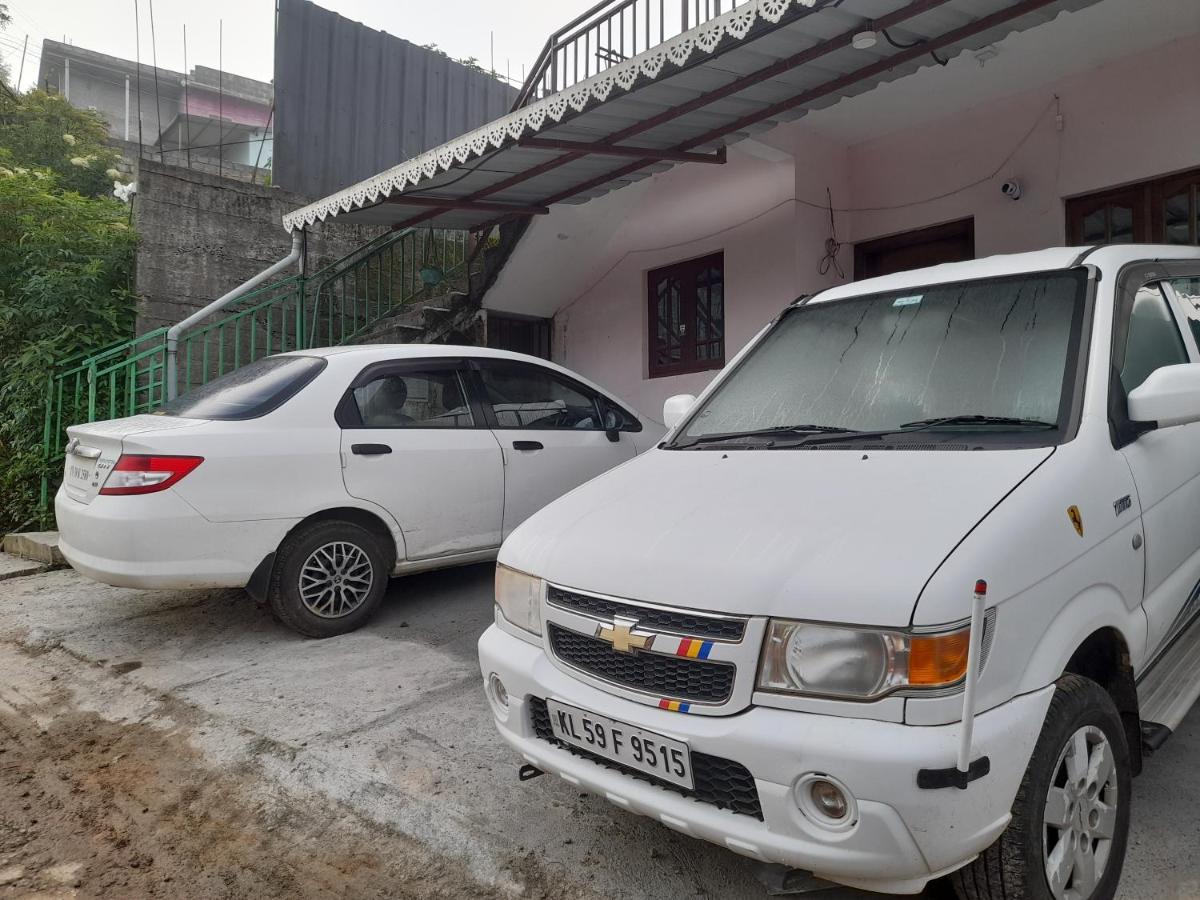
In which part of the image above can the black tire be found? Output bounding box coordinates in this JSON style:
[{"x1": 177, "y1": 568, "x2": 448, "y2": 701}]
[
  {"x1": 267, "y1": 519, "x2": 389, "y2": 638},
  {"x1": 950, "y1": 674, "x2": 1131, "y2": 900}
]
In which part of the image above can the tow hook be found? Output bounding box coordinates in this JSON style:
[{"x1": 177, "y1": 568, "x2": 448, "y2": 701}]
[{"x1": 518, "y1": 764, "x2": 545, "y2": 782}]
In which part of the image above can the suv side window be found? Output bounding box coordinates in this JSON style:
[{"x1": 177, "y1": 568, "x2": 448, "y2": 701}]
[
  {"x1": 478, "y1": 364, "x2": 604, "y2": 430},
  {"x1": 353, "y1": 369, "x2": 474, "y2": 428},
  {"x1": 1120, "y1": 284, "x2": 1190, "y2": 394}
]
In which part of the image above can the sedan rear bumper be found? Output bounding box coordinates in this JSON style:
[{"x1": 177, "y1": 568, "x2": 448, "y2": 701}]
[{"x1": 55, "y1": 486, "x2": 295, "y2": 590}]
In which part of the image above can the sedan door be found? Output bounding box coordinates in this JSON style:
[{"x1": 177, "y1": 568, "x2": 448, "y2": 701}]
[
  {"x1": 473, "y1": 359, "x2": 638, "y2": 539},
  {"x1": 339, "y1": 360, "x2": 504, "y2": 561}
]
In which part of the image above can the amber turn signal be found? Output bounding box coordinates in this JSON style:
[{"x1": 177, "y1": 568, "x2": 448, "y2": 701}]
[{"x1": 908, "y1": 628, "x2": 972, "y2": 687}]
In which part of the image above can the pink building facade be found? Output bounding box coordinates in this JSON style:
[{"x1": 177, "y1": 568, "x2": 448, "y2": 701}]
[{"x1": 484, "y1": 0, "x2": 1200, "y2": 421}]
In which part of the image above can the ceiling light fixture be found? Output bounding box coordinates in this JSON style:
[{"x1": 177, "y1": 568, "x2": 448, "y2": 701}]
[{"x1": 852, "y1": 30, "x2": 878, "y2": 50}]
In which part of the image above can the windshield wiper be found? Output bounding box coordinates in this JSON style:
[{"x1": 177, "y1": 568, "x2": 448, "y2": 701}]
[
  {"x1": 900, "y1": 415, "x2": 1057, "y2": 430},
  {"x1": 672, "y1": 424, "x2": 858, "y2": 449},
  {"x1": 776, "y1": 415, "x2": 1057, "y2": 448}
]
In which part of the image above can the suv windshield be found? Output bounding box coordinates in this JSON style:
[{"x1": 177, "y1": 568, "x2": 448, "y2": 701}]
[
  {"x1": 674, "y1": 270, "x2": 1087, "y2": 447},
  {"x1": 159, "y1": 355, "x2": 326, "y2": 420}
]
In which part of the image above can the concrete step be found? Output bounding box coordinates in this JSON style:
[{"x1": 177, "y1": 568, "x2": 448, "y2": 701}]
[
  {"x1": 2, "y1": 531, "x2": 65, "y2": 566},
  {"x1": 0, "y1": 551, "x2": 50, "y2": 582}
]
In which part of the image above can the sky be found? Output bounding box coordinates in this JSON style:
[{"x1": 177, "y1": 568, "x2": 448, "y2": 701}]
[{"x1": 0, "y1": 0, "x2": 598, "y2": 93}]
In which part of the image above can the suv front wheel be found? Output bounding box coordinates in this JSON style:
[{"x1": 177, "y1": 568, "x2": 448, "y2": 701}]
[{"x1": 950, "y1": 673, "x2": 1131, "y2": 900}]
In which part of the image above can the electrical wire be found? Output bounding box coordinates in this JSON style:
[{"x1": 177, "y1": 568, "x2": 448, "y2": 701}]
[
  {"x1": 794, "y1": 95, "x2": 1059, "y2": 214},
  {"x1": 881, "y1": 27, "x2": 947, "y2": 66},
  {"x1": 818, "y1": 186, "x2": 844, "y2": 278}
]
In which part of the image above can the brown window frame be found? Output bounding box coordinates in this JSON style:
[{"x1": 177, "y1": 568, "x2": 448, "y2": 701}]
[
  {"x1": 647, "y1": 251, "x2": 725, "y2": 379},
  {"x1": 1066, "y1": 167, "x2": 1200, "y2": 246},
  {"x1": 853, "y1": 218, "x2": 975, "y2": 280}
]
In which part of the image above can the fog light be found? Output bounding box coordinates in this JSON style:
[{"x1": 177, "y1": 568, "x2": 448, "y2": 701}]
[
  {"x1": 794, "y1": 773, "x2": 858, "y2": 831},
  {"x1": 487, "y1": 673, "x2": 509, "y2": 717},
  {"x1": 810, "y1": 779, "x2": 848, "y2": 819}
]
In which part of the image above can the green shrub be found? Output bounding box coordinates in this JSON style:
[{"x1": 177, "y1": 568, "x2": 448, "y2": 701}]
[
  {"x1": 0, "y1": 91, "x2": 123, "y2": 198},
  {"x1": 0, "y1": 163, "x2": 136, "y2": 533}
]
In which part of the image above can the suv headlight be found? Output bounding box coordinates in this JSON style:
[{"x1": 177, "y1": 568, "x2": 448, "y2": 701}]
[
  {"x1": 758, "y1": 619, "x2": 971, "y2": 700},
  {"x1": 494, "y1": 564, "x2": 543, "y2": 636}
]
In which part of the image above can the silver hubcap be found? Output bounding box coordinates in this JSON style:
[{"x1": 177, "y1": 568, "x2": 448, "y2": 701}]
[
  {"x1": 1043, "y1": 725, "x2": 1119, "y2": 900},
  {"x1": 298, "y1": 542, "x2": 374, "y2": 619}
]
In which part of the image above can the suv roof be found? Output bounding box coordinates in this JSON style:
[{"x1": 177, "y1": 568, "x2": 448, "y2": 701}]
[{"x1": 808, "y1": 244, "x2": 1200, "y2": 306}]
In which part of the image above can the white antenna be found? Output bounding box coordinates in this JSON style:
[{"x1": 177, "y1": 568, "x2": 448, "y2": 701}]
[{"x1": 956, "y1": 579, "x2": 988, "y2": 780}]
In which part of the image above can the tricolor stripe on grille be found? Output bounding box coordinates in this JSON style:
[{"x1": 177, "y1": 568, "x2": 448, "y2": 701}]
[
  {"x1": 658, "y1": 699, "x2": 691, "y2": 713},
  {"x1": 675, "y1": 638, "x2": 713, "y2": 659}
]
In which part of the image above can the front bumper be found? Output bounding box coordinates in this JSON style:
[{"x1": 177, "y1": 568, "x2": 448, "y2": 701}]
[
  {"x1": 479, "y1": 623, "x2": 1053, "y2": 895},
  {"x1": 55, "y1": 486, "x2": 294, "y2": 590}
]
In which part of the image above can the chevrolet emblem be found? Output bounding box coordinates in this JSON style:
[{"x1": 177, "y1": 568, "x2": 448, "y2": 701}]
[{"x1": 596, "y1": 616, "x2": 655, "y2": 654}]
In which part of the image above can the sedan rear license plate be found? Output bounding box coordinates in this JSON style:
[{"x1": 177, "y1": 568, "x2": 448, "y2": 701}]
[
  {"x1": 546, "y1": 699, "x2": 693, "y2": 790},
  {"x1": 66, "y1": 458, "x2": 100, "y2": 491}
]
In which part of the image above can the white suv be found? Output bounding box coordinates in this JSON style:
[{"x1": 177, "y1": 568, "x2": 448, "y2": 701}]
[
  {"x1": 479, "y1": 246, "x2": 1200, "y2": 899},
  {"x1": 56, "y1": 346, "x2": 660, "y2": 637}
]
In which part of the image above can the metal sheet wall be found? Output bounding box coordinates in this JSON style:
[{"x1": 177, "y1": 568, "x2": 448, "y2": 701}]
[{"x1": 273, "y1": 0, "x2": 517, "y2": 199}]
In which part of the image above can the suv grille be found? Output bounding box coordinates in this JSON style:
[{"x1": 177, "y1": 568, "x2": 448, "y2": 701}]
[
  {"x1": 547, "y1": 586, "x2": 745, "y2": 641},
  {"x1": 548, "y1": 623, "x2": 734, "y2": 703},
  {"x1": 528, "y1": 697, "x2": 762, "y2": 819}
]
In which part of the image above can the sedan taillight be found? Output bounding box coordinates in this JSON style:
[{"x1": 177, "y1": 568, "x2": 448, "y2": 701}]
[{"x1": 99, "y1": 455, "x2": 204, "y2": 496}]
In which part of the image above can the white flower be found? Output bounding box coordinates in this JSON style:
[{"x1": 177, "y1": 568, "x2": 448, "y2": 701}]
[
  {"x1": 14, "y1": 166, "x2": 27, "y2": 175},
  {"x1": 62, "y1": 133, "x2": 77, "y2": 145},
  {"x1": 105, "y1": 168, "x2": 121, "y2": 180},
  {"x1": 69, "y1": 156, "x2": 88, "y2": 167},
  {"x1": 0, "y1": 167, "x2": 12, "y2": 178}
]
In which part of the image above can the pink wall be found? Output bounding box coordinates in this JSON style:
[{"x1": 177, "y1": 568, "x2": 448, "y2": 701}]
[
  {"x1": 847, "y1": 33, "x2": 1200, "y2": 255},
  {"x1": 486, "y1": 31, "x2": 1200, "y2": 423},
  {"x1": 528, "y1": 131, "x2": 851, "y2": 419},
  {"x1": 186, "y1": 90, "x2": 271, "y2": 128}
]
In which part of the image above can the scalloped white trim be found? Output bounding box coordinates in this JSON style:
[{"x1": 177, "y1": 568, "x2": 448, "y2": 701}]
[{"x1": 283, "y1": 0, "x2": 817, "y2": 231}]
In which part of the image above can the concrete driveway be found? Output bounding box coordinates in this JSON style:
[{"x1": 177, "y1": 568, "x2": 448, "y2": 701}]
[{"x1": 0, "y1": 562, "x2": 1196, "y2": 898}]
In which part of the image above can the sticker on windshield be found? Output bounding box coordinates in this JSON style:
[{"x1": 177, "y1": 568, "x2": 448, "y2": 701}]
[{"x1": 893, "y1": 295, "x2": 923, "y2": 307}]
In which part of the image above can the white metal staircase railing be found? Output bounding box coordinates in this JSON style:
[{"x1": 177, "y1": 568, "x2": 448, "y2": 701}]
[{"x1": 513, "y1": 0, "x2": 752, "y2": 109}]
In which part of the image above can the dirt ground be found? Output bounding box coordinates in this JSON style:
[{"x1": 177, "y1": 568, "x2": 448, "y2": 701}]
[{"x1": 0, "y1": 681, "x2": 507, "y2": 900}]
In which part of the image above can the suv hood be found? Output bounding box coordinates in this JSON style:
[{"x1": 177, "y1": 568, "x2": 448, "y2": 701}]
[{"x1": 500, "y1": 446, "x2": 1052, "y2": 627}]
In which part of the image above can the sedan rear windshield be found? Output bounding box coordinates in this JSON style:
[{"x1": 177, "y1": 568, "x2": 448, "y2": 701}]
[
  {"x1": 158, "y1": 355, "x2": 326, "y2": 420},
  {"x1": 674, "y1": 270, "x2": 1087, "y2": 447}
]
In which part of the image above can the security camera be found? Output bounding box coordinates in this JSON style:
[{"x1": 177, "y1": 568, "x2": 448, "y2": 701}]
[{"x1": 1001, "y1": 179, "x2": 1023, "y2": 200}]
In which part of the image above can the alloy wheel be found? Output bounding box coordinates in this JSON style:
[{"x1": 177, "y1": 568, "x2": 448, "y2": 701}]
[
  {"x1": 1043, "y1": 724, "x2": 1120, "y2": 900},
  {"x1": 298, "y1": 541, "x2": 374, "y2": 619}
]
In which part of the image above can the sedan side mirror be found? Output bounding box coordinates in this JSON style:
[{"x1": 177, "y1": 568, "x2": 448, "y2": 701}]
[
  {"x1": 663, "y1": 394, "x2": 697, "y2": 430},
  {"x1": 1127, "y1": 363, "x2": 1200, "y2": 429}
]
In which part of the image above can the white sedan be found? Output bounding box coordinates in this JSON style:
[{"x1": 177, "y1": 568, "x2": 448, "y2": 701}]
[{"x1": 55, "y1": 346, "x2": 662, "y2": 637}]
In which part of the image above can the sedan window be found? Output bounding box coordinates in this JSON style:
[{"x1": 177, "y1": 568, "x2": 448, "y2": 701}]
[
  {"x1": 159, "y1": 355, "x2": 326, "y2": 420},
  {"x1": 479, "y1": 365, "x2": 603, "y2": 430},
  {"x1": 353, "y1": 370, "x2": 473, "y2": 428}
]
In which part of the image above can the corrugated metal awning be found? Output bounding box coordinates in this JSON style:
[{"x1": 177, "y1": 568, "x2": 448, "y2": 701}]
[{"x1": 282, "y1": 0, "x2": 1101, "y2": 233}]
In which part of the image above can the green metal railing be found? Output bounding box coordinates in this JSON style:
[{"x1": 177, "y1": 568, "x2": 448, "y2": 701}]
[
  {"x1": 40, "y1": 226, "x2": 471, "y2": 511},
  {"x1": 308, "y1": 228, "x2": 468, "y2": 347}
]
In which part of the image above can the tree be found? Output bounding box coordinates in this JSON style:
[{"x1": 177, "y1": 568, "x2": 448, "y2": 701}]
[
  {"x1": 0, "y1": 79, "x2": 136, "y2": 532},
  {"x1": 0, "y1": 163, "x2": 136, "y2": 532},
  {"x1": 0, "y1": 91, "x2": 123, "y2": 197}
]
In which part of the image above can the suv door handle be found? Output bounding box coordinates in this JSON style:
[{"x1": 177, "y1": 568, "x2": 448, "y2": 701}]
[
  {"x1": 512, "y1": 440, "x2": 544, "y2": 451},
  {"x1": 351, "y1": 443, "x2": 392, "y2": 456}
]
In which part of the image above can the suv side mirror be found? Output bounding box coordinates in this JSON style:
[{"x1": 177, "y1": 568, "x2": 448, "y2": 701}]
[
  {"x1": 663, "y1": 394, "x2": 697, "y2": 430},
  {"x1": 1127, "y1": 363, "x2": 1200, "y2": 429}
]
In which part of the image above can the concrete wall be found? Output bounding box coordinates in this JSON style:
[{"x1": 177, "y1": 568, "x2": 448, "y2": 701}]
[
  {"x1": 133, "y1": 159, "x2": 381, "y2": 335},
  {"x1": 485, "y1": 27, "x2": 1200, "y2": 422}
]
